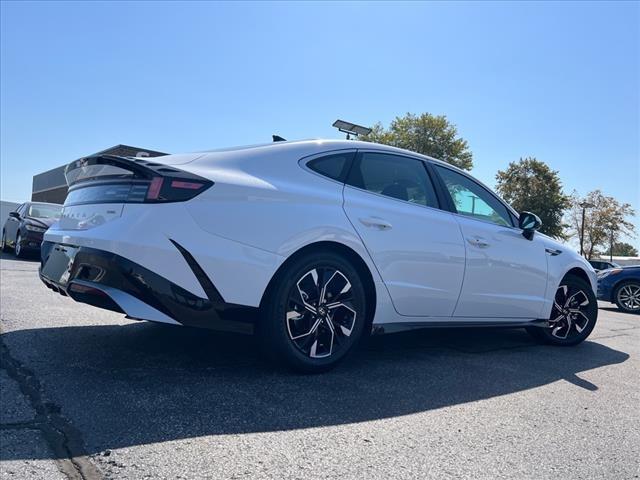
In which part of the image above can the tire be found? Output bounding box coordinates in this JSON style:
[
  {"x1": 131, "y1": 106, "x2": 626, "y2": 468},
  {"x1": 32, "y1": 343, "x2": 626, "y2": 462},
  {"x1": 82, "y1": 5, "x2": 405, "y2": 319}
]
[
  {"x1": 0, "y1": 230, "x2": 8, "y2": 252},
  {"x1": 613, "y1": 281, "x2": 640, "y2": 314},
  {"x1": 527, "y1": 274, "x2": 598, "y2": 346},
  {"x1": 260, "y1": 251, "x2": 368, "y2": 373},
  {"x1": 14, "y1": 233, "x2": 25, "y2": 258}
]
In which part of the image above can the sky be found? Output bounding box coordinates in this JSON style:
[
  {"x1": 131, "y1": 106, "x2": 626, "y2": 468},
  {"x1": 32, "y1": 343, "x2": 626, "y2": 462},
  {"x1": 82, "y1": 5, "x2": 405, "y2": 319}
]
[{"x1": 1, "y1": 1, "x2": 638, "y2": 247}]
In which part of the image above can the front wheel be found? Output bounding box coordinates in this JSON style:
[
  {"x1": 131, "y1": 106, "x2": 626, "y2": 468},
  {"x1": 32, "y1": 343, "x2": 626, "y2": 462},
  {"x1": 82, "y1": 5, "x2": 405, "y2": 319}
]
[
  {"x1": 261, "y1": 252, "x2": 368, "y2": 373},
  {"x1": 14, "y1": 233, "x2": 25, "y2": 258},
  {"x1": 0, "y1": 230, "x2": 8, "y2": 252},
  {"x1": 527, "y1": 274, "x2": 598, "y2": 346},
  {"x1": 614, "y1": 281, "x2": 640, "y2": 314}
]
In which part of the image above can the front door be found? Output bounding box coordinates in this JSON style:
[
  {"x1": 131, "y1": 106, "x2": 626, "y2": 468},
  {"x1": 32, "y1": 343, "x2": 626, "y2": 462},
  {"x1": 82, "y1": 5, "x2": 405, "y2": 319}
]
[
  {"x1": 5, "y1": 203, "x2": 23, "y2": 246},
  {"x1": 432, "y1": 164, "x2": 548, "y2": 318}
]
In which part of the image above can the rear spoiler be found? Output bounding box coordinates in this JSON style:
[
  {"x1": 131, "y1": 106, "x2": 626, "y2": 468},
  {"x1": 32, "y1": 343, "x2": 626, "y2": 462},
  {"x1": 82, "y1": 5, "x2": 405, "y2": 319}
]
[
  {"x1": 64, "y1": 155, "x2": 213, "y2": 204},
  {"x1": 64, "y1": 155, "x2": 203, "y2": 186}
]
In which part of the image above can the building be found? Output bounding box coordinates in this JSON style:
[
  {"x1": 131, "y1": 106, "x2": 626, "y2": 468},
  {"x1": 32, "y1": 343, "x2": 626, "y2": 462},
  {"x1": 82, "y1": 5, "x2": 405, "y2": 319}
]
[
  {"x1": 31, "y1": 144, "x2": 169, "y2": 204},
  {"x1": 1, "y1": 200, "x2": 20, "y2": 228}
]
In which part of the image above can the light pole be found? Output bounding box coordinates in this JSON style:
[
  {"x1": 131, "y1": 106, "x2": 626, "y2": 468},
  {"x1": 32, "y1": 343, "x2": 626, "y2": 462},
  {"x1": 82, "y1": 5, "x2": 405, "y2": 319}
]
[
  {"x1": 579, "y1": 201, "x2": 595, "y2": 257},
  {"x1": 608, "y1": 224, "x2": 616, "y2": 262}
]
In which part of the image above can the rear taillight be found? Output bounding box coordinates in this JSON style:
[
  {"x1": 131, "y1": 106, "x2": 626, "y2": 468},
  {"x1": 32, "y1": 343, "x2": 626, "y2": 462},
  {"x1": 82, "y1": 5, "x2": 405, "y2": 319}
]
[
  {"x1": 146, "y1": 177, "x2": 164, "y2": 200},
  {"x1": 64, "y1": 155, "x2": 213, "y2": 206},
  {"x1": 69, "y1": 283, "x2": 108, "y2": 296},
  {"x1": 151, "y1": 177, "x2": 210, "y2": 203},
  {"x1": 170, "y1": 180, "x2": 205, "y2": 190}
]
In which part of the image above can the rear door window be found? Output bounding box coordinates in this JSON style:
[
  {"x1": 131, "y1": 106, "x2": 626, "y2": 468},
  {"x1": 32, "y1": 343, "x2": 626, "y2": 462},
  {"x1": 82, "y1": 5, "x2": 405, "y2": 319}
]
[{"x1": 346, "y1": 152, "x2": 439, "y2": 208}]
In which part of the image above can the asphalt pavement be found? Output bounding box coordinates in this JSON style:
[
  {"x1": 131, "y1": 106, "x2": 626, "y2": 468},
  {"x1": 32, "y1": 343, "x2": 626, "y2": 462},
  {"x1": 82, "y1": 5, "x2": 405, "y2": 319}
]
[{"x1": 1, "y1": 252, "x2": 639, "y2": 479}]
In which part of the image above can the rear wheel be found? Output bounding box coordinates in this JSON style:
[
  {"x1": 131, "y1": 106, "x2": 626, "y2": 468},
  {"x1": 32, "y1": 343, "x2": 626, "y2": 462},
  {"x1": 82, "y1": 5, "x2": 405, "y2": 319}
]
[
  {"x1": 261, "y1": 252, "x2": 368, "y2": 373},
  {"x1": 527, "y1": 274, "x2": 597, "y2": 345},
  {"x1": 614, "y1": 281, "x2": 640, "y2": 314},
  {"x1": 14, "y1": 233, "x2": 25, "y2": 258}
]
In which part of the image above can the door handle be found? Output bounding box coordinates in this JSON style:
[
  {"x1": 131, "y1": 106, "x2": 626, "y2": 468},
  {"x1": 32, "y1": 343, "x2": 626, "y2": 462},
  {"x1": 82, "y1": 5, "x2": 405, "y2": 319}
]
[
  {"x1": 359, "y1": 216, "x2": 393, "y2": 230},
  {"x1": 467, "y1": 237, "x2": 490, "y2": 248}
]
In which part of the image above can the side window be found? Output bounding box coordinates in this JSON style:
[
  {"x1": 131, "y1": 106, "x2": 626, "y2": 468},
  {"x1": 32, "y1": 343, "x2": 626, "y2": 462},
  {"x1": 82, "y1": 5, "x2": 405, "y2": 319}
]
[
  {"x1": 16, "y1": 204, "x2": 26, "y2": 216},
  {"x1": 306, "y1": 152, "x2": 355, "y2": 182},
  {"x1": 346, "y1": 153, "x2": 439, "y2": 208},
  {"x1": 433, "y1": 165, "x2": 513, "y2": 227}
]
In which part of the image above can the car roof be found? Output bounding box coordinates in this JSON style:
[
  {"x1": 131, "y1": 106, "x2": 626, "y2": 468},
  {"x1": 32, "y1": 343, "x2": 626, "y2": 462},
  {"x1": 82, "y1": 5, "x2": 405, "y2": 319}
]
[
  {"x1": 29, "y1": 202, "x2": 63, "y2": 207},
  {"x1": 201, "y1": 138, "x2": 460, "y2": 171}
]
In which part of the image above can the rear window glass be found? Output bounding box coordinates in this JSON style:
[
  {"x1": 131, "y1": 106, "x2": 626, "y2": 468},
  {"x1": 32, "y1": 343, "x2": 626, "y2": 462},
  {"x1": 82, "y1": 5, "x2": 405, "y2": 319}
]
[
  {"x1": 66, "y1": 164, "x2": 133, "y2": 186},
  {"x1": 65, "y1": 183, "x2": 148, "y2": 205}
]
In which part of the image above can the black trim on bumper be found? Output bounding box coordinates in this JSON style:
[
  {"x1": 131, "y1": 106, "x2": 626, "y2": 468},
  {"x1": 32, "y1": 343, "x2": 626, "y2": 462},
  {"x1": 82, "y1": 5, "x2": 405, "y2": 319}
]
[{"x1": 39, "y1": 241, "x2": 257, "y2": 334}]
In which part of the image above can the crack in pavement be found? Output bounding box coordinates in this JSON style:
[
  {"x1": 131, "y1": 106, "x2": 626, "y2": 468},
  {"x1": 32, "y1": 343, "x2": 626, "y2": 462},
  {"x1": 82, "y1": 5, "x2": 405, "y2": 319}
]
[{"x1": 0, "y1": 336, "x2": 103, "y2": 480}]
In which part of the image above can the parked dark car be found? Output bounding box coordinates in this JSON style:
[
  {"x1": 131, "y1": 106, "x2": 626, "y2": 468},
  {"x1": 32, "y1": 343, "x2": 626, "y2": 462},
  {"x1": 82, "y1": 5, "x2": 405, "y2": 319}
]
[
  {"x1": 597, "y1": 265, "x2": 640, "y2": 314},
  {"x1": 1, "y1": 202, "x2": 62, "y2": 258},
  {"x1": 589, "y1": 259, "x2": 620, "y2": 272}
]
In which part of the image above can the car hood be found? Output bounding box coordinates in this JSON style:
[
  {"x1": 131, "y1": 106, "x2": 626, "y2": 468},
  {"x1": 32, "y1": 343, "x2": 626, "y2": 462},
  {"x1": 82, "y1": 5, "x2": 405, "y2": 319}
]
[{"x1": 25, "y1": 216, "x2": 58, "y2": 228}]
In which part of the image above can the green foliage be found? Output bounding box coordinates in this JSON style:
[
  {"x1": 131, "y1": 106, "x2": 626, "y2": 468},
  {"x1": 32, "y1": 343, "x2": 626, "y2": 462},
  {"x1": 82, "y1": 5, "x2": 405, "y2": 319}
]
[
  {"x1": 566, "y1": 190, "x2": 636, "y2": 259},
  {"x1": 495, "y1": 157, "x2": 570, "y2": 239},
  {"x1": 361, "y1": 113, "x2": 473, "y2": 170},
  {"x1": 605, "y1": 242, "x2": 638, "y2": 257}
]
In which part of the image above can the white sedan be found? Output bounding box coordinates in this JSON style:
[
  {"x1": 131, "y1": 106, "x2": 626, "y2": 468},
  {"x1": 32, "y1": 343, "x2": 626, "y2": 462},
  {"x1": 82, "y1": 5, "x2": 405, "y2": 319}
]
[{"x1": 40, "y1": 139, "x2": 598, "y2": 372}]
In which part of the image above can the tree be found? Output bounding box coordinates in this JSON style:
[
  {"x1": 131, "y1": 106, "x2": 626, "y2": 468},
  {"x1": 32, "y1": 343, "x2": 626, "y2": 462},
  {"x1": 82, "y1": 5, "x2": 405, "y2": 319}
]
[
  {"x1": 361, "y1": 113, "x2": 473, "y2": 170},
  {"x1": 495, "y1": 157, "x2": 569, "y2": 238},
  {"x1": 566, "y1": 190, "x2": 636, "y2": 259},
  {"x1": 605, "y1": 242, "x2": 638, "y2": 257}
]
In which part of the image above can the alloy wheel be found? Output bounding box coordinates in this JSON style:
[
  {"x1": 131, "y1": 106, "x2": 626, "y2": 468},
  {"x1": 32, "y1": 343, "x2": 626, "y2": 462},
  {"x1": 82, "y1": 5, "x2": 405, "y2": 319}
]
[
  {"x1": 286, "y1": 267, "x2": 357, "y2": 359},
  {"x1": 548, "y1": 284, "x2": 592, "y2": 340},
  {"x1": 617, "y1": 284, "x2": 640, "y2": 312},
  {"x1": 15, "y1": 234, "x2": 22, "y2": 256}
]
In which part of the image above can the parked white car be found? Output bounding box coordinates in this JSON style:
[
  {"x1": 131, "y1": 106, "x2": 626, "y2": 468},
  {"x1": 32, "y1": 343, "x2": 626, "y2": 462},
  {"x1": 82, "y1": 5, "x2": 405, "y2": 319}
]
[{"x1": 40, "y1": 139, "x2": 598, "y2": 371}]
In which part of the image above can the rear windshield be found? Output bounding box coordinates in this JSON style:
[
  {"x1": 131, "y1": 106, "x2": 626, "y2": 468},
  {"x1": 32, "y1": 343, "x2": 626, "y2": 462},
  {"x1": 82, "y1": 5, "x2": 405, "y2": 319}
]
[{"x1": 28, "y1": 204, "x2": 62, "y2": 219}]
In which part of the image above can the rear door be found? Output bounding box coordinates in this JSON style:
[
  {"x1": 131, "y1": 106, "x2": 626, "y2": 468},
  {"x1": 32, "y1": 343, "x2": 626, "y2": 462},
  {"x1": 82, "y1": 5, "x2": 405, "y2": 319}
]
[
  {"x1": 342, "y1": 151, "x2": 465, "y2": 317},
  {"x1": 432, "y1": 164, "x2": 548, "y2": 318}
]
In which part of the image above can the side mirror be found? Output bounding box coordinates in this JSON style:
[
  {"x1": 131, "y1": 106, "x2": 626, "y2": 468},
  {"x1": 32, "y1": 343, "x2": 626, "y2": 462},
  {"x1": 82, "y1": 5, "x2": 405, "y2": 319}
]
[
  {"x1": 518, "y1": 211, "x2": 541, "y2": 240},
  {"x1": 9, "y1": 211, "x2": 19, "y2": 219}
]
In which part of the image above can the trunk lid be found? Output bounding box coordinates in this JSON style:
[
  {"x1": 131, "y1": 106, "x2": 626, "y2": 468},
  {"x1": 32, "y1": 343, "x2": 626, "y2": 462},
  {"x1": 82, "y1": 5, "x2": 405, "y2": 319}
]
[{"x1": 57, "y1": 154, "x2": 212, "y2": 231}]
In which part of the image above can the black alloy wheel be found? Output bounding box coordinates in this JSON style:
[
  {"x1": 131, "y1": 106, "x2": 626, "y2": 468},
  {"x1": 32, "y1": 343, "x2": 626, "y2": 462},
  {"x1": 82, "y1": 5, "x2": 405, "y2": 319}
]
[
  {"x1": 527, "y1": 274, "x2": 597, "y2": 346},
  {"x1": 261, "y1": 251, "x2": 368, "y2": 373},
  {"x1": 286, "y1": 267, "x2": 357, "y2": 359}
]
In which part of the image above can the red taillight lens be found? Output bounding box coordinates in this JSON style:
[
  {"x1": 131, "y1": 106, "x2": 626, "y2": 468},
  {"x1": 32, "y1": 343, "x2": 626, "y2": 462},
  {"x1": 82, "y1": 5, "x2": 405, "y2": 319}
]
[
  {"x1": 170, "y1": 180, "x2": 204, "y2": 190},
  {"x1": 69, "y1": 283, "x2": 107, "y2": 296},
  {"x1": 147, "y1": 177, "x2": 164, "y2": 200}
]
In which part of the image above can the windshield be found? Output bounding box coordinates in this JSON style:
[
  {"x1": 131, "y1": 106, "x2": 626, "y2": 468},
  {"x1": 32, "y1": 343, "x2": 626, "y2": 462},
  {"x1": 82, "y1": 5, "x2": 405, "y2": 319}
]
[{"x1": 28, "y1": 204, "x2": 62, "y2": 219}]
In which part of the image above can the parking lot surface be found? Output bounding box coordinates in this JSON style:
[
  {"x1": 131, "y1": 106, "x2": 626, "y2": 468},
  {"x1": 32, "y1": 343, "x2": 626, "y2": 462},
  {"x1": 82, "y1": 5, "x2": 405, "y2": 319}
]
[{"x1": 1, "y1": 252, "x2": 639, "y2": 479}]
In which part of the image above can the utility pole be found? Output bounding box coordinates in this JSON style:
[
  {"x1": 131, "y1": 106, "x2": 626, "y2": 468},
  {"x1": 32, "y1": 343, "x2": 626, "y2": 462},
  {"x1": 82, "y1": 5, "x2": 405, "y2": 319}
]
[
  {"x1": 579, "y1": 201, "x2": 595, "y2": 257},
  {"x1": 609, "y1": 225, "x2": 615, "y2": 262}
]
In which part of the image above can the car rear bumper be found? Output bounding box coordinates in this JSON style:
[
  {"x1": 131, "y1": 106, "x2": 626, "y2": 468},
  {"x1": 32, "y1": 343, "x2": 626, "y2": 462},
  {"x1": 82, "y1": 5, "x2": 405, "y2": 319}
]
[{"x1": 39, "y1": 241, "x2": 257, "y2": 334}]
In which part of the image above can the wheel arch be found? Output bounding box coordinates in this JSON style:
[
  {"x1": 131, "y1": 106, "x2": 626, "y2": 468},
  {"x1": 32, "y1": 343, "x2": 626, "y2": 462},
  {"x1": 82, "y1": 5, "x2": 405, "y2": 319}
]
[
  {"x1": 564, "y1": 267, "x2": 591, "y2": 285},
  {"x1": 260, "y1": 240, "x2": 377, "y2": 329}
]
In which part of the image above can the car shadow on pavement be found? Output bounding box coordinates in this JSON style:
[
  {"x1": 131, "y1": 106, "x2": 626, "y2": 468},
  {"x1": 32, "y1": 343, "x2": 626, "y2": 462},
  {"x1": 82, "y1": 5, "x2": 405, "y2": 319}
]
[
  {"x1": 0, "y1": 251, "x2": 40, "y2": 262},
  {"x1": 0, "y1": 322, "x2": 630, "y2": 460}
]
